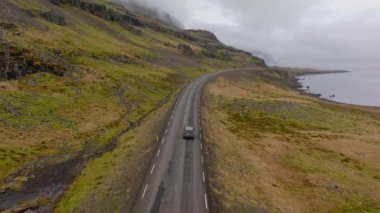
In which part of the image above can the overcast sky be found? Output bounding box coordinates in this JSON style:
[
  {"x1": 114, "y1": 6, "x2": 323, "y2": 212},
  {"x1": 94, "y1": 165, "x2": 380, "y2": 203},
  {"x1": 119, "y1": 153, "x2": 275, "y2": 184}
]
[{"x1": 122, "y1": 0, "x2": 380, "y2": 71}]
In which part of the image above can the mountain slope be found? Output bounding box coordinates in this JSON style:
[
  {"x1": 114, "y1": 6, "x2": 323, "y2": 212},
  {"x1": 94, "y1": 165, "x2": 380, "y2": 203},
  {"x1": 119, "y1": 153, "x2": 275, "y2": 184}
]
[
  {"x1": 0, "y1": 0, "x2": 264, "y2": 211},
  {"x1": 117, "y1": 0, "x2": 185, "y2": 29}
]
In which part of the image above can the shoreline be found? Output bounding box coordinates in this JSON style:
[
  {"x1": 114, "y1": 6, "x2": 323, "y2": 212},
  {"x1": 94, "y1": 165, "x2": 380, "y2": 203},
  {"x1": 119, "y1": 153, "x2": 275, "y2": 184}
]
[
  {"x1": 292, "y1": 70, "x2": 380, "y2": 110},
  {"x1": 271, "y1": 66, "x2": 350, "y2": 76}
]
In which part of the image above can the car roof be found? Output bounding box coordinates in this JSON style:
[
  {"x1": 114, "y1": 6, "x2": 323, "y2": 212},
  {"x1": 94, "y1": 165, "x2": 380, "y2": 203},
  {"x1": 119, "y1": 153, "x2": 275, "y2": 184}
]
[{"x1": 185, "y1": 127, "x2": 194, "y2": 131}]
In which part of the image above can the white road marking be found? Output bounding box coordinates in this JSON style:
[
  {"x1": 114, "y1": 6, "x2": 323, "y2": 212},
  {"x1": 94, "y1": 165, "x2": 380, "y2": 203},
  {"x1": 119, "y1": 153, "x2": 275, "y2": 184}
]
[
  {"x1": 202, "y1": 171, "x2": 205, "y2": 183},
  {"x1": 204, "y1": 193, "x2": 209, "y2": 209},
  {"x1": 183, "y1": 97, "x2": 191, "y2": 125},
  {"x1": 157, "y1": 149, "x2": 161, "y2": 157},
  {"x1": 161, "y1": 137, "x2": 165, "y2": 144},
  {"x1": 201, "y1": 156, "x2": 204, "y2": 164},
  {"x1": 165, "y1": 128, "x2": 168, "y2": 135},
  {"x1": 168, "y1": 121, "x2": 171, "y2": 126},
  {"x1": 141, "y1": 184, "x2": 148, "y2": 200},
  {"x1": 150, "y1": 164, "x2": 156, "y2": 174}
]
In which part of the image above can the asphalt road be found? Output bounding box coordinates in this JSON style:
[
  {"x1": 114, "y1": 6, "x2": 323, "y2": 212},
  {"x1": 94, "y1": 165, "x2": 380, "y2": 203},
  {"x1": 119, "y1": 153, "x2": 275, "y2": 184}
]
[{"x1": 132, "y1": 70, "x2": 239, "y2": 213}]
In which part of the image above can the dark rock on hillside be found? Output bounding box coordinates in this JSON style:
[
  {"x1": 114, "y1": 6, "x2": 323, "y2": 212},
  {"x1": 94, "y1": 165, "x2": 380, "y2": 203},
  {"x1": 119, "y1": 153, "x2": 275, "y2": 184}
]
[
  {"x1": 48, "y1": 0, "x2": 144, "y2": 26},
  {"x1": 177, "y1": 44, "x2": 194, "y2": 56},
  {"x1": 0, "y1": 44, "x2": 71, "y2": 79},
  {"x1": 40, "y1": 11, "x2": 67, "y2": 25},
  {"x1": 0, "y1": 22, "x2": 18, "y2": 30},
  {"x1": 185, "y1": 30, "x2": 219, "y2": 42},
  {"x1": 118, "y1": 22, "x2": 143, "y2": 35},
  {"x1": 121, "y1": 13, "x2": 144, "y2": 27},
  {"x1": 0, "y1": 0, "x2": 40, "y2": 27},
  {"x1": 202, "y1": 48, "x2": 233, "y2": 61},
  {"x1": 49, "y1": 0, "x2": 118, "y2": 20},
  {"x1": 105, "y1": 54, "x2": 136, "y2": 64},
  {"x1": 121, "y1": 2, "x2": 184, "y2": 29}
]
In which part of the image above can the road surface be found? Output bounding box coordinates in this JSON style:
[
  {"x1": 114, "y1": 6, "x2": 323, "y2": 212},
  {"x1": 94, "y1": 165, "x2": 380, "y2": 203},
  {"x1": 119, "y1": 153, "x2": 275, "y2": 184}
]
[{"x1": 132, "y1": 70, "x2": 239, "y2": 213}]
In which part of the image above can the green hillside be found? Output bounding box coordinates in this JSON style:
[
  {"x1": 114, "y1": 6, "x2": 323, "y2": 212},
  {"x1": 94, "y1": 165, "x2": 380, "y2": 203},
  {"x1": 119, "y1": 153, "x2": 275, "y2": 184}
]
[{"x1": 0, "y1": 0, "x2": 263, "y2": 211}]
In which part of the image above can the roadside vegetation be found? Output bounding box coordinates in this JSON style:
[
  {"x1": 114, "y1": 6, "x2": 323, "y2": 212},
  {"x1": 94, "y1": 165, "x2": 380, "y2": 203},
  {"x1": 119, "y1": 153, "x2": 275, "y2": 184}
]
[
  {"x1": 203, "y1": 69, "x2": 380, "y2": 213},
  {"x1": 0, "y1": 0, "x2": 262, "y2": 211}
]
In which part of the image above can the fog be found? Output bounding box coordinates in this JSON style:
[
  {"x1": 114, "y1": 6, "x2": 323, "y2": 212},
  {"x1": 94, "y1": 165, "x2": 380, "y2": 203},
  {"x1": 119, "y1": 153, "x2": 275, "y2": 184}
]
[{"x1": 119, "y1": 0, "x2": 380, "y2": 71}]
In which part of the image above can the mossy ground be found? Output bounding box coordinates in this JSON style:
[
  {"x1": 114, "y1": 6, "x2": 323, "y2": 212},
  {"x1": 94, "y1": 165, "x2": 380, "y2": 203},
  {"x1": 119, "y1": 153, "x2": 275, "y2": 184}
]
[{"x1": 203, "y1": 69, "x2": 380, "y2": 213}]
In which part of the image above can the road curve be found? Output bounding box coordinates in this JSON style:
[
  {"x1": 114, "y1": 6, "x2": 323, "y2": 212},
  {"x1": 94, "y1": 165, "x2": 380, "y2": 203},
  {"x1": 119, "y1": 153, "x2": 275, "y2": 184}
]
[{"x1": 132, "y1": 69, "x2": 242, "y2": 213}]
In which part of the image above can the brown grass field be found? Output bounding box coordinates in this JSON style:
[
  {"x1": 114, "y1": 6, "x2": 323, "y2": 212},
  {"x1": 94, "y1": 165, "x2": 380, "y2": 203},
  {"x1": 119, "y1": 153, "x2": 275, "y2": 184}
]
[{"x1": 203, "y1": 68, "x2": 380, "y2": 213}]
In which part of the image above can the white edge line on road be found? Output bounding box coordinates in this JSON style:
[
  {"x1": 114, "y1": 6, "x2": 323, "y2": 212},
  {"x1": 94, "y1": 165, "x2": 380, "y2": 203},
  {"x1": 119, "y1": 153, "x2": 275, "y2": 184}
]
[
  {"x1": 141, "y1": 184, "x2": 148, "y2": 200},
  {"x1": 165, "y1": 128, "x2": 168, "y2": 135},
  {"x1": 202, "y1": 171, "x2": 205, "y2": 183},
  {"x1": 150, "y1": 164, "x2": 156, "y2": 174},
  {"x1": 161, "y1": 137, "x2": 165, "y2": 144},
  {"x1": 201, "y1": 155, "x2": 204, "y2": 164},
  {"x1": 204, "y1": 193, "x2": 208, "y2": 209},
  {"x1": 157, "y1": 149, "x2": 161, "y2": 157}
]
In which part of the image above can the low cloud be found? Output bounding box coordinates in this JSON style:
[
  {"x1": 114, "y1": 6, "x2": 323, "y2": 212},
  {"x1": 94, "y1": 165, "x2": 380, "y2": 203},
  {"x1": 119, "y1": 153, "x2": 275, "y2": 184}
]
[{"x1": 118, "y1": 0, "x2": 380, "y2": 71}]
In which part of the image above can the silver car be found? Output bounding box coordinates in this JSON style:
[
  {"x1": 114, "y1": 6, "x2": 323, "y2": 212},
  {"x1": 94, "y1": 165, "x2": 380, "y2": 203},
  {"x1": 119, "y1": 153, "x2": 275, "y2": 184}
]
[{"x1": 183, "y1": 127, "x2": 195, "y2": 139}]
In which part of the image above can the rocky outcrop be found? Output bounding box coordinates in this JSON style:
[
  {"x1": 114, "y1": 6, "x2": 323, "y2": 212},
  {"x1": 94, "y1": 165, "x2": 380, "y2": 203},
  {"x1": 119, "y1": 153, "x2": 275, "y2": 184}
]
[
  {"x1": 121, "y1": 2, "x2": 184, "y2": 29},
  {"x1": 48, "y1": 0, "x2": 144, "y2": 26},
  {"x1": 0, "y1": 44, "x2": 70, "y2": 79},
  {"x1": 0, "y1": 22, "x2": 18, "y2": 30},
  {"x1": 185, "y1": 30, "x2": 219, "y2": 42},
  {"x1": 202, "y1": 48, "x2": 233, "y2": 61},
  {"x1": 40, "y1": 11, "x2": 66, "y2": 25},
  {"x1": 177, "y1": 44, "x2": 194, "y2": 56}
]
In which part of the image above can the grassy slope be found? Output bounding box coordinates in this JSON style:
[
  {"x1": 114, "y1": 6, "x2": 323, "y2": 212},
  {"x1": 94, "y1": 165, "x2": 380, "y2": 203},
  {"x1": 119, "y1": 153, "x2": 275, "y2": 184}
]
[
  {"x1": 0, "y1": 0, "x2": 262, "y2": 211},
  {"x1": 203, "y1": 69, "x2": 380, "y2": 213}
]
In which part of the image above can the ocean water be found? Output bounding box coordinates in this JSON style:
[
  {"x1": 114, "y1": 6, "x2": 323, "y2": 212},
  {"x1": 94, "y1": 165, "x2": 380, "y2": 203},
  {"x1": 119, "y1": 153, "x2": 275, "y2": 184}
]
[{"x1": 297, "y1": 71, "x2": 380, "y2": 107}]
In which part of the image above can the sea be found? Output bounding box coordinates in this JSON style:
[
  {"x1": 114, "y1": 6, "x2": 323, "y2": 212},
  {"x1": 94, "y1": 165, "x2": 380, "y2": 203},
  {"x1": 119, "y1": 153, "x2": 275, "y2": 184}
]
[{"x1": 297, "y1": 70, "x2": 380, "y2": 107}]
